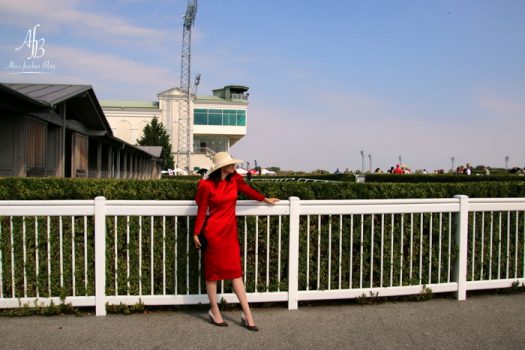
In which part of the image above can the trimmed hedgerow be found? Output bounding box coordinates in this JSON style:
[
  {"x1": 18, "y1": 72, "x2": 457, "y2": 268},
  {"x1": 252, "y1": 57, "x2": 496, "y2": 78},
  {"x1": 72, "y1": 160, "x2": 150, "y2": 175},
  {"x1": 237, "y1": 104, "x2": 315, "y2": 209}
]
[
  {"x1": 0, "y1": 177, "x2": 524, "y2": 306},
  {"x1": 1, "y1": 177, "x2": 524, "y2": 201},
  {"x1": 256, "y1": 173, "x2": 525, "y2": 183}
]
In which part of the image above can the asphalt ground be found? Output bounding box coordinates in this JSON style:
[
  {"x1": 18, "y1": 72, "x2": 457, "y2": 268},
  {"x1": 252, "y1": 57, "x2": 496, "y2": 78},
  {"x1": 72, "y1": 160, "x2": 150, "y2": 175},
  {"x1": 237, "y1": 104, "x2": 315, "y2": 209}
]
[{"x1": 1, "y1": 293, "x2": 524, "y2": 350}]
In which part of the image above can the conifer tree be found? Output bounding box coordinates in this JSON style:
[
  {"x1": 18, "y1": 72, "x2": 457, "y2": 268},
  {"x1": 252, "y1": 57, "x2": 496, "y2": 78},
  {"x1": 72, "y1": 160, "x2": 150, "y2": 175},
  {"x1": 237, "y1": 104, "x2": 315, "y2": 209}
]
[{"x1": 137, "y1": 117, "x2": 174, "y2": 169}]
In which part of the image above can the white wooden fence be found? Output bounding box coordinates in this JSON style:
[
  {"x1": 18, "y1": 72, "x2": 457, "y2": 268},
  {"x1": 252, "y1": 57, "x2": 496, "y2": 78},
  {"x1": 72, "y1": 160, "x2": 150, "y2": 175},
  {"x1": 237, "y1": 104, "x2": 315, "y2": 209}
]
[{"x1": 0, "y1": 196, "x2": 524, "y2": 316}]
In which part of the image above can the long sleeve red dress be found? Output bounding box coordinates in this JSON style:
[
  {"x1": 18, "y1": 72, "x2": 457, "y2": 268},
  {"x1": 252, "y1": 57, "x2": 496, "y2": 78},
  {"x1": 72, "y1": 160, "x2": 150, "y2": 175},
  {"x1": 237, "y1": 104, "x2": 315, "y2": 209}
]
[{"x1": 194, "y1": 172, "x2": 265, "y2": 281}]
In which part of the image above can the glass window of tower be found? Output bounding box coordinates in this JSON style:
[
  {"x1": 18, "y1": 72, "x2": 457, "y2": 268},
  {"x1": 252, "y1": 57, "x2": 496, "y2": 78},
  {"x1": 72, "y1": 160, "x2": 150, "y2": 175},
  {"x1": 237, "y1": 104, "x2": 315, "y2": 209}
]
[{"x1": 193, "y1": 108, "x2": 247, "y2": 126}]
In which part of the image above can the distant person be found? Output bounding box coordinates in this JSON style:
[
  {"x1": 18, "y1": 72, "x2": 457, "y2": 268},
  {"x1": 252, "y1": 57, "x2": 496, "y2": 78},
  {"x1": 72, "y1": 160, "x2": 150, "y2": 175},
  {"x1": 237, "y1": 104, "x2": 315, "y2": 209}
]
[
  {"x1": 422, "y1": 169, "x2": 428, "y2": 174},
  {"x1": 193, "y1": 152, "x2": 279, "y2": 331},
  {"x1": 196, "y1": 168, "x2": 208, "y2": 177},
  {"x1": 246, "y1": 171, "x2": 252, "y2": 182},
  {"x1": 388, "y1": 166, "x2": 394, "y2": 174},
  {"x1": 464, "y1": 163, "x2": 472, "y2": 175},
  {"x1": 374, "y1": 167, "x2": 382, "y2": 174},
  {"x1": 334, "y1": 168, "x2": 340, "y2": 174},
  {"x1": 392, "y1": 164, "x2": 403, "y2": 174}
]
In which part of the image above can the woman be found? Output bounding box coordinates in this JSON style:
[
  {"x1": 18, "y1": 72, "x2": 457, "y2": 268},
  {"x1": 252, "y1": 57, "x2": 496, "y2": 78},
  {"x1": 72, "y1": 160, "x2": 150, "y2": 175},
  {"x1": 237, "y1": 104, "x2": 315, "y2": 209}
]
[{"x1": 193, "y1": 152, "x2": 279, "y2": 331}]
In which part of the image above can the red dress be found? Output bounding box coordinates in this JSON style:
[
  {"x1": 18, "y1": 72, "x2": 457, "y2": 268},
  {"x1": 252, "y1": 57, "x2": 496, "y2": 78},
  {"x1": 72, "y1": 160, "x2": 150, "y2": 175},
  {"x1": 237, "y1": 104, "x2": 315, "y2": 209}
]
[{"x1": 194, "y1": 172, "x2": 265, "y2": 281}]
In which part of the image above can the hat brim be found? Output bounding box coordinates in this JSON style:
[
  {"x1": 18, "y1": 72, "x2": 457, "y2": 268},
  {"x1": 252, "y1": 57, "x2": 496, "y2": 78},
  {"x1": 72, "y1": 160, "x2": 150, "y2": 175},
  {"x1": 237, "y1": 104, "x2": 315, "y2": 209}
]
[{"x1": 203, "y1": 158, "x2": 242, "y2": 179}]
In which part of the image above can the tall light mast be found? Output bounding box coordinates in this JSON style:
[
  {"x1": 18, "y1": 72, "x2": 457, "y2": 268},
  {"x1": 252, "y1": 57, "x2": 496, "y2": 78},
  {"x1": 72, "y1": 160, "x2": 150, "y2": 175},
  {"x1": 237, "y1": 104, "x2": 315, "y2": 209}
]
[{"x1": 177, "y1": 0, "x2": 197, "y2": 171}]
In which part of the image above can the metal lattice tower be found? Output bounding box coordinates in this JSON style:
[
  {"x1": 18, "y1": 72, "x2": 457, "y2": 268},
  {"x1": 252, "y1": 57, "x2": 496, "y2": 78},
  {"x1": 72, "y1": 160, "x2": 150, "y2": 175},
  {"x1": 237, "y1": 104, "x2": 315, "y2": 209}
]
[{"x1": 177, "y1": 0, "x2": 197, "y2": 171}]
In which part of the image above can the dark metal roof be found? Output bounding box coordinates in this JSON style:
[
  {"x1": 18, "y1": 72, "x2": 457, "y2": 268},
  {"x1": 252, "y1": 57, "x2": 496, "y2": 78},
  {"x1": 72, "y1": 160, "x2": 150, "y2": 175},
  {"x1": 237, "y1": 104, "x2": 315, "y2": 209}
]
[
  {"x1": 0, "y1": 82, "x2": 161, "y2": 161},
  {"x1": 0, "y1": 82, "x2": 112, "y2": 136},
  {"x1": 223, "y1": 85, "x2": 249, "y2": 90},
  {"x1": 137, "y1": 146, "x2": 163, "y2": 158},
  {"x1": 1, "y1": 83, "x2": 93, "y2": 106}
]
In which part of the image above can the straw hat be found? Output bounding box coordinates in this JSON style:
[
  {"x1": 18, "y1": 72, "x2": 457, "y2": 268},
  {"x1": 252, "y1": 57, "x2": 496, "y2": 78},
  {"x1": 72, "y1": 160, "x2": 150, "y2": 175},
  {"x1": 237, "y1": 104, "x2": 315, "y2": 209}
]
[{"x1": 204, "y1": 152, "x2": 242, "y2": 178}]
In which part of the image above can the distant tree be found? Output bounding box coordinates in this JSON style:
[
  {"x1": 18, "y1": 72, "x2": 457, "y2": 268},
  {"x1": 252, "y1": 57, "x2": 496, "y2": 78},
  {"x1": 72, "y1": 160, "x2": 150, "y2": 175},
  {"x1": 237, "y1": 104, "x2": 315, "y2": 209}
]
[
  {"x1": 474, "y1": 165, "x2": 486, "y2": 171},
  {"x1": 311, "y1": 169, "x2": 330, "y2": 175},
  {"x1": 137, "y1": 117, "x2": 174, "y2": 169},
  {"x1": 275, "y1": 170, "x2": 307, "y2": 176}
]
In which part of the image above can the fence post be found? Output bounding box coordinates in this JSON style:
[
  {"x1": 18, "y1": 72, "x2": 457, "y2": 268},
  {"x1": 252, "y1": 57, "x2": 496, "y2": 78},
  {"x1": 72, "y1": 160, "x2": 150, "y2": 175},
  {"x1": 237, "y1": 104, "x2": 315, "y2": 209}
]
[
  {"x1": 94, "y1": 196, "x2": 107, "y2": 316},
  {"x1": 453, "y1": 195, "x2": 468, "y2": 300},
  {"x1": 288, "y1": 196, "x2": 300, "y2": 310}
]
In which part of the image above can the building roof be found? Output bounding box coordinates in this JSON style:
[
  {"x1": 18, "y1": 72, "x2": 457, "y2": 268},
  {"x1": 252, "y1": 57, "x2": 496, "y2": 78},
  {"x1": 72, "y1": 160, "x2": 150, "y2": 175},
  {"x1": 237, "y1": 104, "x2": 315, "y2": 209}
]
[
  {"x1": 156, "y1": 86, "x2": 249, "y2": 104},
  {"x1": 1, "y1": 83, "x2": 93, "y2": 106},
  {"x1": 218, "y1": 85, "x2": 249, "y2": 91},
  {"x1": 0, "y1": 82, "x2": 161, "y2": 161},
  {"x1": 194, "y1": 96, "x2": 248, "y2": 105},
  {"x1": 136, "y1": 146, "x2": 163, "y2": 158},
  {"x1": 100, "y1": 100, "x2": 159, "y2": 109},
  {"x1": 0, "y1": 82, "x2": 112, "y2": 136},
  {"x1": 194, "y1": 95, "x2": 222, "y2": 101},
  {"x1": 157, "y1": 87, "x2": 181, "y2": 97}
]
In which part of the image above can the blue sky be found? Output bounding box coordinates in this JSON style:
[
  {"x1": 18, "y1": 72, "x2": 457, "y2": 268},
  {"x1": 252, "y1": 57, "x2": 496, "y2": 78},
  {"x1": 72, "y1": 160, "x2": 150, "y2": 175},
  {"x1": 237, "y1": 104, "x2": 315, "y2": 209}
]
[{"x1": 1, "y1": 0, "x2": 524, "y2": 172}]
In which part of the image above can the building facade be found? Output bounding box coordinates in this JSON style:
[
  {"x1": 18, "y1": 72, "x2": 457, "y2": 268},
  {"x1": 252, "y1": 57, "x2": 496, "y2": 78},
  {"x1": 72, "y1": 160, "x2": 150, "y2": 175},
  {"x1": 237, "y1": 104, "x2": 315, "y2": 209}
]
[
  {"x1": 102, "y1": 85, "x2": 249, "y2": 172},
  {"x1": 0, "y1": 83, "x2": 162, "y2": 179}
]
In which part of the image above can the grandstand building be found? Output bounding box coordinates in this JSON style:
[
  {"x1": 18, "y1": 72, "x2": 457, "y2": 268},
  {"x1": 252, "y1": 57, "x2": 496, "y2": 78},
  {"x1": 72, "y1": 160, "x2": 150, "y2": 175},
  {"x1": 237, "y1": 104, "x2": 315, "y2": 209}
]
[{"x1": 102, "y1": 85, "x2": 249, "y2": 172}]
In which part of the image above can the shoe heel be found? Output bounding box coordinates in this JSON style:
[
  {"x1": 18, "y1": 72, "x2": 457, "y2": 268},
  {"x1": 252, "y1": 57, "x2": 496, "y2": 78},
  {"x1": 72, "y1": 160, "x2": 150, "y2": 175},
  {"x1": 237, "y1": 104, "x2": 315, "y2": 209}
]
[
  {"x1": 208, "y1": 309, "x2": 228, "y2": 327},
  {"x1": 240, "y1": 313, "x2": 259, "y2": 332}
]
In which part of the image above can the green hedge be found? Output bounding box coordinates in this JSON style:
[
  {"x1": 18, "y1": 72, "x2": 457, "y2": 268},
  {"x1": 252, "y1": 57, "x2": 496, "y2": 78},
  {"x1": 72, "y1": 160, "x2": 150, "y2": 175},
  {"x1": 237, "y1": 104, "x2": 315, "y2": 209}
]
[
  {"x1": 1, "y1": 177, "x2": 525, "y2": 200},
  {"x1": 261, "y1": 181, "x2": 525, "y2": 200},
  {"x1": 0, "y1": 177, "x2": 523, "y2": 304},
  {"x1": 262, "y1": 173, "x2": 525, "y2": 183},
  {"x1": 0, "y1": 178, "x2": 197, "y2": 200}
]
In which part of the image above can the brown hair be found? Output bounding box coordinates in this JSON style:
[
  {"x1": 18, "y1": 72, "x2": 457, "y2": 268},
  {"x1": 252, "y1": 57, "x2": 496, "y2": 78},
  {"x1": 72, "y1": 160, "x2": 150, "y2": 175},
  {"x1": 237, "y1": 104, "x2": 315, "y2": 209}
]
[{"x1": 207, "y1": 168, "x2": 234, "y2": 183}]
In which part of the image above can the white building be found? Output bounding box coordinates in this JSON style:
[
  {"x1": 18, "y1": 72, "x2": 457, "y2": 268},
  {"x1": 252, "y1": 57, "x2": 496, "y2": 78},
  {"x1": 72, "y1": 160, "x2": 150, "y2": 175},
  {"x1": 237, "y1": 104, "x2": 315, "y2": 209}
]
[{"x1": 101, "y1": 85, "x2": 249, "y2": 172}]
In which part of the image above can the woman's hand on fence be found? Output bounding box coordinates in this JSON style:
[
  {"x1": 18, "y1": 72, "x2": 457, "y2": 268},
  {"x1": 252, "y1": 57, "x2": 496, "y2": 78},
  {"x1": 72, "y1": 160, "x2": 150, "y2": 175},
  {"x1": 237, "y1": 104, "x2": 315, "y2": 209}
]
[
  {"x1": 264, "y1": 197, "x2": 279, "y2": 205},
  {"x1": 193, "y1": 234, "x2": 201, "y2": 249}
]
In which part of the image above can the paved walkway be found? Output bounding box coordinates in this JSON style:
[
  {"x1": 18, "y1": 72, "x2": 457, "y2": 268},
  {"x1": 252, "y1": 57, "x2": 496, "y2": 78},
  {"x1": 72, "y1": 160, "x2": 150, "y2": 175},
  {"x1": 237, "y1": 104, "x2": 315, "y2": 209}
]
[{"x1": 1, "y1": 293, "x2": 524, "y2": 349}]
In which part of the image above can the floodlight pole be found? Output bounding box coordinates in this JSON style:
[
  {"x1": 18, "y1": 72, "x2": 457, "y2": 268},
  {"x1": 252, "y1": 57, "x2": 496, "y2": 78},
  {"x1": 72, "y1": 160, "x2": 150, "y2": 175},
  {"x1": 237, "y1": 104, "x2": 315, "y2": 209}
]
[
  {"x1": 177, "y1": 0, "x2": 198, "y2": 172},
  {"x1": 360, "y1": 150, "x2": 364, "y2": 173}
]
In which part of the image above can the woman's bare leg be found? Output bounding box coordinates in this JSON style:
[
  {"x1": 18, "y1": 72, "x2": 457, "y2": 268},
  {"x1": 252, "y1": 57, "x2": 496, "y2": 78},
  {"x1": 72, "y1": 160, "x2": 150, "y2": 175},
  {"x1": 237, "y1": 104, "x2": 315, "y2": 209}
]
[
  {"x1": 232, "y1": 277, "x2": 255, "y2": 326},
  {"x1": 206, "y1": 280, "x2": 224, "y2": 322}
]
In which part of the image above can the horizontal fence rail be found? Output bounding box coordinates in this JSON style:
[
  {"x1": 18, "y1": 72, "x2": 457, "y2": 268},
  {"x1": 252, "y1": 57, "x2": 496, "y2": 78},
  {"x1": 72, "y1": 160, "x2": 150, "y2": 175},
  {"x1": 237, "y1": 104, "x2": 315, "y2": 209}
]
[{"x1": 0, "y1": 196, "x2": 524, "y2": 316}]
